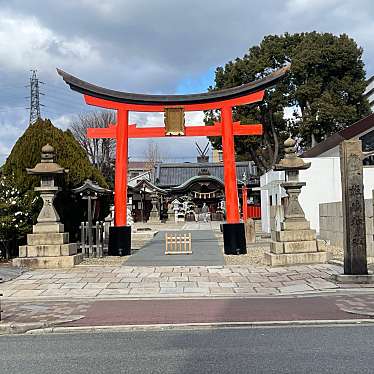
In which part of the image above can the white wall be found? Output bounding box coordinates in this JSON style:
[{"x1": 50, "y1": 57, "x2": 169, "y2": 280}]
[{"x1": 260, "y1": 157, "x2": 374, "y2": 234}]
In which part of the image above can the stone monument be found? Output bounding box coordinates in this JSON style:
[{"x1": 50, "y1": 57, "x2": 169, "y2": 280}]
[
  {"x1": 244, "y1": 218, "x2": 256, "y2": 244},
  {"x1": 265, "y1": 138, "x2": 327, "y2": 266},
  {"x1": 166, "y1": 201, "x2": 175, "y2": 222},
  {"x1": 333, "y1": 140, "x2": 374, "y2": 283},
  {"x1": 13, "y1": 144, "x2": 83, "y2": 268},
  {"x1": 147, "y1": 193, "x2": 161, "y2": 223}
]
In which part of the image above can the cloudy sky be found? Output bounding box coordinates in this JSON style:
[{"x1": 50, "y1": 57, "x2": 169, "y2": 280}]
[{"x1": 0, "y1": 0, "x2": 373, "y2": 164}]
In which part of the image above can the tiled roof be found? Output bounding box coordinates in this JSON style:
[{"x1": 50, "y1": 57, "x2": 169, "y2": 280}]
[
  {"x1": 302, "y1": 113, "x2": 374, "y2": 157},
  {"x1": 154, "y1": 161, "x2": 257, "y2": 187},
  {"x1": 128, "y1": 161, "x2": 151, "y2": 170}
]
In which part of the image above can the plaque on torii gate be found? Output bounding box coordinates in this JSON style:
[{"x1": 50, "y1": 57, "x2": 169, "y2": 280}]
[{"x1": 57, "y1": 65, "x2": 290, "y2": 255}]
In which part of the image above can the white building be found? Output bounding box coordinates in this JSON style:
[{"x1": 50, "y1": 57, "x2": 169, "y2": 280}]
[
  {"x1": 260, "y1": 113, "x2": 374, "y2": 234},
  {"x1": 364, "y1": 76, "x2": 374, "y2": 112}
]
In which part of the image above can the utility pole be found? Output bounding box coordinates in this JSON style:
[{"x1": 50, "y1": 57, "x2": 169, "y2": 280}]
[{"x1": 26, "y1": 69, "x2": 44, "y2": 125}]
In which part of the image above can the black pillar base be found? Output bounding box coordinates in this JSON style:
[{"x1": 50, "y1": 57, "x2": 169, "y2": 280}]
[
  {"x1": 223, "y1": 223, "x2": 246, "y2": 255},
  {"x1": 108, "y1": 226, "x2": 131, "y2": 256}
]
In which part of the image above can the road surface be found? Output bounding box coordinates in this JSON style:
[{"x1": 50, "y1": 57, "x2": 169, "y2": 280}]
[{"x1": 1, "y1": 325, "x2": 373, "y2": 373}]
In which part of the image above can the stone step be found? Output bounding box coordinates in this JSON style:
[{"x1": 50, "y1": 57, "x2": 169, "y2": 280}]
[
  {"x1": 13, "y1": 253, "x2": 83, "y2": 269},
  {"x1": 19, "y1": 243, "x2": 77, "y2": 257},
  {"x1": 271, "y1": 240, "x2": 317, "y2": 254},
  {"x1": 27, "y1": 232, "x2": 69, "y2": 245},
  {"x1": 274, "y1": 229, "x2": 316, "y2": 242},
  {"x1": 264, "y1": 251, "x2": 327, "y2": 266}
]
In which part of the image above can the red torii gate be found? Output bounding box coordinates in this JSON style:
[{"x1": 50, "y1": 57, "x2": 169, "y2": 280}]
[{"x1": 58, "y1": 66, "x2": 289, "y2": 254}]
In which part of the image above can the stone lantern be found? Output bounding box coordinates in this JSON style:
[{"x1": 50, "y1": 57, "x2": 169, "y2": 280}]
[
  {"x1": 265, "y1": 138, "x2": 327, "y2": 266},
  {"x1": 13, "y1": 144, "x2": 83, "y2": 268}
]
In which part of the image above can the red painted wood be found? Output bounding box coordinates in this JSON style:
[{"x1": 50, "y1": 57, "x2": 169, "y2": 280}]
[
  {"x1": 221, "y1": 106, "x2": 240, "y2": 224},
  {"x1": 114, "y1": 109, "x2": 129, "y2": 226},
  {"x1": 84, "y1": 90, "x2": 264, "y2": 112},
  {"x1": 247, "y1": 205, "x2": 261, "y2": 219},
  {"x1": 88, "y1": 122, "x2": 263, "y2": 139}
]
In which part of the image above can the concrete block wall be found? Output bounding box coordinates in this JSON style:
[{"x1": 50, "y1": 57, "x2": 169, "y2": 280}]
[{"x1": 319, "y1": 199, "x2": 374, "y2": 257}]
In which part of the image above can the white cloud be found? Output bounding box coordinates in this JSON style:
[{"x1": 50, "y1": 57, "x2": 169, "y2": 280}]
[
  {"x1": 0, "y1": 10, "x2": 102, "y2": 78},
  {"x1": 1, "y1": 0, "x2": 374, "y2": 165}
]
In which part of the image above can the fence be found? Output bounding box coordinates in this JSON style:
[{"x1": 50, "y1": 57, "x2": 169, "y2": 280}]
[
  {"x1": 247, "y1": 205, "x2": 261, "y2": 219},
  {"x1": 165, "y1": 233, "x2": 192, "y2": 255},
  {"x1": 0, "y1": 236, "x2": 23, "y2": 260},
  {"x1": 79, "y1": 221, "x2": 106, "y2": 258}
]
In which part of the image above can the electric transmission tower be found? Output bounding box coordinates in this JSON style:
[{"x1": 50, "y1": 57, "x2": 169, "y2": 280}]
[{"x1": 26, "y1": 69, "x2": 44, "y2": 124}]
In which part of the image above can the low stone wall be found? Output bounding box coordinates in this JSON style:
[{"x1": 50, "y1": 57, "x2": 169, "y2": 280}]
[{"x1": 319, "y1": 199, "x2": 374, "y2": 257}]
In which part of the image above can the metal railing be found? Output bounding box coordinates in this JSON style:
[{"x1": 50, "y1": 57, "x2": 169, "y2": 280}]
[{"x1": 79, "y1": 221, "x2": 106, "y2": 258}]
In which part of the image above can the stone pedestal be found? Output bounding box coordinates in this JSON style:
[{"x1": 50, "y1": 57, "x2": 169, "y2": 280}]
[
  {"x1": 266, "y1": 191, "x2": 327, "y2": 266},
  {"x1": 265, "y1": 226, "x2": 327, "y2": 266},
  {"x1": 14, "y1": 223, "x2": 82, "y2": 269}
]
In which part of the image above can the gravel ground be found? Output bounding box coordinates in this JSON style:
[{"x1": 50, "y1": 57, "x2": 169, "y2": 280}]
[
  {"x1": 223, "y1": 241, "x2": 372, "y2": 266},
  {"x1": 225, "y1": 243, "x2": 270, "y2": 265},
  {"x1": 79, "y1": 256, "x2": 128, "y2": 266}
]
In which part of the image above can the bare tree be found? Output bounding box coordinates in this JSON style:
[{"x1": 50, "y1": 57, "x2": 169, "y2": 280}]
[
  {"x1": 70, "y1": 111, "x2": 116, "y2": 179},
  {"x1": 144, "y1": 141, "x2": 167, "y2": 170}
]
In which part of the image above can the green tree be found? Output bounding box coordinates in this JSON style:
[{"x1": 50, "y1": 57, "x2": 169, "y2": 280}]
[
  {"x1": 3, "y1": 118, "x2": 107, "y2": 191},
  {"x1": 207, "y1": 32, "x2": 370, "y2": 172},
  {"x1": 0, "y1": 174, "x2": 38, "y2": 240}
]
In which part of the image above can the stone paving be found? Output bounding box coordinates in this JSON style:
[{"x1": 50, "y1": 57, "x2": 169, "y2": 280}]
[{"x1": 0, "y1": 263, "x2": 361, "y2": 300}]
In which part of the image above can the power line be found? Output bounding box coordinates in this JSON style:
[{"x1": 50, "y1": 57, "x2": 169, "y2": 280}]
[{"x1": 25, "y1": 69, "x2": 44, "y2": 124}]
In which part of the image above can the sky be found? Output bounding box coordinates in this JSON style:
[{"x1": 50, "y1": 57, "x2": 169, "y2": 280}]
[{"x1": 0, "y1": 0, "x2": 374, "y2": 164}]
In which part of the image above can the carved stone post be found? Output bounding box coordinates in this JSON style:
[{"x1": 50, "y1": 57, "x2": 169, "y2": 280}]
[{"x1": 340, "y1": 140, "x2": 368, "y2": 275}]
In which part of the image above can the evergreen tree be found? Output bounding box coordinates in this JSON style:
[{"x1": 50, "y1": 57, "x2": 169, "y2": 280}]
[
  {"x1": 0, "y1": 173, "x2": 38, "y2": 240},
  {"x1": 207, "y1": 32, "x2": 371, "y2": 172},
  {"x1": 3, "y1": 118, "x2": 107, "y2": 191}
]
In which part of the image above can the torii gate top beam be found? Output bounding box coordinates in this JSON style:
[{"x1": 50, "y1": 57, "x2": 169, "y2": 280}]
[{"x1": 57, "y1": 65, "x2": 290, "y2": 112}]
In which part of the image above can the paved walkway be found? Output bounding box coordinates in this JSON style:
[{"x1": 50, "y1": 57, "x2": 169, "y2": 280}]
[
  {"x1": 2, "y1": 263, "x2": 374, "y2": 330},
  {"x1": 0, "y1": 263, "x2": 356, "y2": 301},
  {"x1": 126, "y1": 230, "x2": 224, "y2": 266}
]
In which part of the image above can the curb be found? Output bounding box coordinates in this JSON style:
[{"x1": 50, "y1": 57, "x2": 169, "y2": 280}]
[
  {"x1": 0, "y1": 321, "x2": 51, "y2": 335},
  {"x1": 24, "y1": 319, "x2": 374, "y2": 335},
  {"x1": 3, "y1": 288, "x2": 374, "y2": 303}
]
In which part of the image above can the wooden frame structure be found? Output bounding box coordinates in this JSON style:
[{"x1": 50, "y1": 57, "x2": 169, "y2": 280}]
[{"x1": 165, "y1": 233, "x2": 192, "y2": 255}]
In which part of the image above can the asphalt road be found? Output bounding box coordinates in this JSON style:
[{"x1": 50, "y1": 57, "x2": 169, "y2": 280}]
[{"x1": 1, "y1": 325, "x2": 374, "y2": 373}]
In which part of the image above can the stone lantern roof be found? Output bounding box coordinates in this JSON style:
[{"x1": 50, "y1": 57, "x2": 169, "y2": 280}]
[
  {"x1": 26, "y1": 144, "x2": 68, "y2": 175},
  {"x1": 274, "y1": 137, "x2": 311, "y2": 171}
]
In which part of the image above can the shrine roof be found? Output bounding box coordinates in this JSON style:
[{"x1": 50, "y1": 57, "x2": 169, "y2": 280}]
[
  {"x1": 57, "y1": 65, "x2": 290, "y2": 106},
  {"x1": 71, "y1": 179, "x2": 112, "y2": 195},
  {"x1": 154, "y1": 161, "x2": 258, "y2": 188}
]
